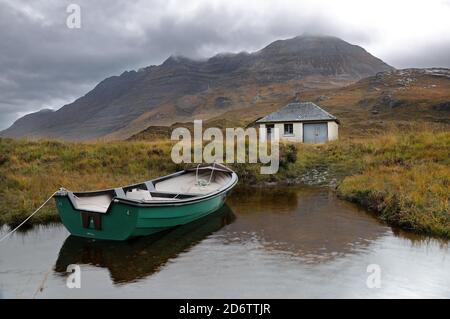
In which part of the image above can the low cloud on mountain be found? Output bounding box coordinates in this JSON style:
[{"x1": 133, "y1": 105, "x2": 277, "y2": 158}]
[{"x1": 0, "y1": 0, "x2": 449, "y2": 129}]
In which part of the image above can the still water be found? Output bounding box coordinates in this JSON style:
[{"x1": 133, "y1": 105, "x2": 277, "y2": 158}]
[{"x1": 0, "y1": 187, "x2": 449, "y2": 298}]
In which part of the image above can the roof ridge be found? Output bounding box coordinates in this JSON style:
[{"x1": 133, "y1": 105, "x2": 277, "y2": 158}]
[
  {"x1": 309, "y1": 102, "x2": 336, "y2": 119},
  {"x1": 256, "y1": 101, "x2": 337, "y2": 123}
]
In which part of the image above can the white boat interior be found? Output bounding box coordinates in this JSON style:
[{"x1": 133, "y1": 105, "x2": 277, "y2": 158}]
[
  {"x1": 69, "y1": 166, "x2": 233, "y2": 213},
  {"x1": 154, "y1": 170, "x2": 231, "y2": 195},
  {"x1": 72, "y1": 194, "x2": 113, "y2": 214}
]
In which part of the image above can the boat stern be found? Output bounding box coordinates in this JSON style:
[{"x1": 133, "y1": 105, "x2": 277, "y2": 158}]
[{"x1": 54, "y1": 194, "x2": 139, "y2": 241}]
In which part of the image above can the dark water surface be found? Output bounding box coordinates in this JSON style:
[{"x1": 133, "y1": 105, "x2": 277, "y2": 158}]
[{"x1": 0, "y1": 187, "x2": 449, "y2": 298}]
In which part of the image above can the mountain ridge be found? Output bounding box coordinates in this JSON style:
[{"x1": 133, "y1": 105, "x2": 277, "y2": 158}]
[{"x1": 1, "y1": 35, "x2": 394, "y2": 140}]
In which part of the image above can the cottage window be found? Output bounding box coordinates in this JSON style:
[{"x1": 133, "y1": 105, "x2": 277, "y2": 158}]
[{"x1": 284, "y1": 123, "x2": 293, "y2": 135}]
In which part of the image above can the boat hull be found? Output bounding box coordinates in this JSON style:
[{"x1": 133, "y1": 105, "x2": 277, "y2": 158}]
[{"x1": 55, "y1": 192, "x2": 227, "y2": 241}]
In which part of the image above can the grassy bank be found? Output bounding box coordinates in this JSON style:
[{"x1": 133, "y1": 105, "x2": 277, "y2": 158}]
[
  {"x1": 336, "y1": 132, "x2": 450, "y2": 238},
  {"x1": 0, "y1": 131, "x2": 449, "y2": 237}
]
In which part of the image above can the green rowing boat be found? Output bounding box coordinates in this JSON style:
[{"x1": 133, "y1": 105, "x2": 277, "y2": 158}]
[{"x1": 54, "y1": 163, "x2": 238, "y2": 241}]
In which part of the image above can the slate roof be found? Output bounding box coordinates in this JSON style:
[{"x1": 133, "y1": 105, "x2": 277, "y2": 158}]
[{"x1": 256, "y1": 102, "x2": 338, "y2": 123}]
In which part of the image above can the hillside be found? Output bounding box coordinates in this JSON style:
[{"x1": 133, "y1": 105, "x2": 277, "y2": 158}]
[
  {"x1": 159, "y1": 67, "x2": 449, "y2": 138},
  {"x1": 1, "y1": 35, "x2": 393, "y2": 140}
]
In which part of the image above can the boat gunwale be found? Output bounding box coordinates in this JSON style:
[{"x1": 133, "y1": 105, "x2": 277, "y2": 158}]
[{"x1": 54, "y1": 165, "x2": 238, "y2": 209}]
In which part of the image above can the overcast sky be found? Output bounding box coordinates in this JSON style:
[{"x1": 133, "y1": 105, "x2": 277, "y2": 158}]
[{"x1": 1, "y1": 0, "x2": 449, "y2": 130}]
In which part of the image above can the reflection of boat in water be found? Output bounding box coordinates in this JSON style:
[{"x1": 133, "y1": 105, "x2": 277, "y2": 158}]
[{"x1": 54, "y1": 205, "x2": 235, "y2": 283}]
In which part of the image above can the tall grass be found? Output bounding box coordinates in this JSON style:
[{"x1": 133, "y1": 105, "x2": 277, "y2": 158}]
[
  {"x1": 0, "y1": 139, "x2": 179, "y2": 224},
  {"x1": 0, "y1": 131, "x2": 449, "y2": 237},
  {"x1": 336, "y1": 131, "x2": 450, "y2": 237}
]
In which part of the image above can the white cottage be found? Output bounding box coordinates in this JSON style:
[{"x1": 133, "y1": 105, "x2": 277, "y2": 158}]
[{"x1": 257, "y1": 102, "x2": 339, "y2": 143}]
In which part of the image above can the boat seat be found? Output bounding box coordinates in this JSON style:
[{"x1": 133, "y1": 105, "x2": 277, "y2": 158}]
[
  {"x1": 72, "y1": 194, "x2": 113, "y2": 213},
  {"x1": 114, "y1": 188, "x2": 126, "y2": 198},
  {"x1": 126, "y1": 188, "x2": 152, "y2": 201},
  {"x1": 145, "y1": 181, "x2": 155, "y2": 191}
]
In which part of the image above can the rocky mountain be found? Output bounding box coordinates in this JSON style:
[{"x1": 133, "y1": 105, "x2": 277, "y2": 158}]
[
  {"x1": 1, "y1": 35, "x2": 393, "y2": 140},
  {"x1": 169, "y1": 67, "x2": 449, "y2": 138}
]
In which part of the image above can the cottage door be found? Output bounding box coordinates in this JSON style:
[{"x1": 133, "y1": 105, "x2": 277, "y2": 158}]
[{"x1": 303, "y1": 123, "x2": 328, "y2": 143}]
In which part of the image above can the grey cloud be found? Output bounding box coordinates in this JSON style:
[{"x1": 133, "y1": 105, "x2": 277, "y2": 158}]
[
  {"x1": 0, "y1": 0, "x2": 449, "y2": 130},
  {"x1": 386, "y1": 42, "x2": 450, "y2": 69}
]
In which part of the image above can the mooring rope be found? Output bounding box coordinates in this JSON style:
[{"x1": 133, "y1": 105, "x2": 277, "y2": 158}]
[{"x1": 0, "y1": 191, "x2": 57, "y2": 243}]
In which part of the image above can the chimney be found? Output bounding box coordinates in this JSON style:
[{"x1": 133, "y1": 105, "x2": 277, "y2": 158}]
[{"x1": 294, "y1": 91, "x2": 301, "y2": 102}]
